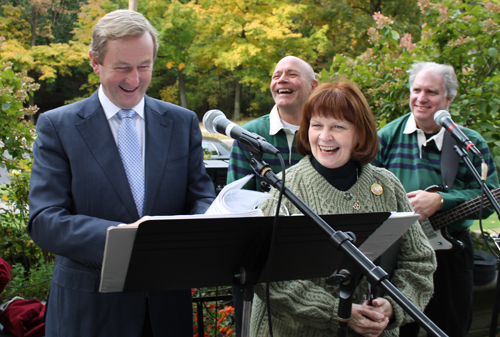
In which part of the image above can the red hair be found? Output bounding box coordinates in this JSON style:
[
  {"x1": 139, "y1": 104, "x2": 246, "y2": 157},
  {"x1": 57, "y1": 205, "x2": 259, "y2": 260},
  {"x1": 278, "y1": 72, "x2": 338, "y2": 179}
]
[{"x1": 296, "y1": 80, "x2": 378, "y2": 164}]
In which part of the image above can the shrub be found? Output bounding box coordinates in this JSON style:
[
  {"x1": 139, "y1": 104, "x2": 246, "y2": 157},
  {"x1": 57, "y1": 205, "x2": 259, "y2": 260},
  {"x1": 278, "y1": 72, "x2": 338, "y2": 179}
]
[{"x1": 323, "y1": 0, "x2": 500, "y2": 169}]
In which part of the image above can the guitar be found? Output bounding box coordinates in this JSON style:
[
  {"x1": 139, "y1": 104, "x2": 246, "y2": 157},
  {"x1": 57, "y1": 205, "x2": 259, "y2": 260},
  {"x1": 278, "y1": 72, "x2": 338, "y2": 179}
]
[{"x1": 419, "y1": 186, "x2": 500, "y2": 251}]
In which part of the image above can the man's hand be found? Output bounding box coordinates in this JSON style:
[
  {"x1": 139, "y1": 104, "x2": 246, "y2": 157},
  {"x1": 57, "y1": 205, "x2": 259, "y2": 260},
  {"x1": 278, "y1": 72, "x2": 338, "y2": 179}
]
[
  {"x1": 406, "y1": 190, "x2": 443, "y2": 221},
  {"x1": 119, "y1": 216, "x2": 149, "y2": 227},
  {"x1": 349, "y1": 300, "x2": 392, "y2": 337}
]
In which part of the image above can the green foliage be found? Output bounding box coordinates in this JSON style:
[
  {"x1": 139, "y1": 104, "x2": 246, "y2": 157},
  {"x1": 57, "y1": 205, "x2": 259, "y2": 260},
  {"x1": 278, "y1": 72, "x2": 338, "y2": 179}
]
[
  {"x1": 0, "y1": 0, "x2": 85, "y2": 46},
  {"x1": 149, "y1": 0, "x2": 199, "y2": 74},
  {"x1": 2, "y1": 258, "x2": 54, "y2": 300},
  {"x1": 189, "y1": 0, "x2": 330, "y2": 91},
  {"x1": 296, "y1": 0, "x2": 423, "y2": 65},
  {"x1": 322, "y1": 0, "x2": 500, "y2": 168},
  {"x1": 470, "y1": 230, "x2": 500, "y2": 258},
  {"x1": 0, "y1": 157, "x2": 53, "y2": 271},
  {"x1": 0, "y1": 39, "x2": 37, "y2": 169},
  {"x1": 0, "y1": 154, "x2": 54, "y2": 301},
  {"x1": 0, "y1": 5, "x2": 31, "y2": 45},
  {"x1": 0, "y1": 40, "x2": 53, "y2": 299},
  {"x1": 0, "y1": 146, "x2": 54, "y2": 301},
  {"x1": 203, "y1": 150, "x2": 213, "y2": 160}
]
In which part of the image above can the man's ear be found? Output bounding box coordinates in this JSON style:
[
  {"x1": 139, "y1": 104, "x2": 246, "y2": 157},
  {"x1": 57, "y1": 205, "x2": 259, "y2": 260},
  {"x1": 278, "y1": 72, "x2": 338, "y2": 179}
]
[
  {"x1": 89, "y1": 51, "x2": 100, "y2": 74},
  {"x1": 311, "y1": 79, "x2": 319, "y2": 89},
  {"x1": 445, "y1": 95, "x2": 454, "y2": 107}
]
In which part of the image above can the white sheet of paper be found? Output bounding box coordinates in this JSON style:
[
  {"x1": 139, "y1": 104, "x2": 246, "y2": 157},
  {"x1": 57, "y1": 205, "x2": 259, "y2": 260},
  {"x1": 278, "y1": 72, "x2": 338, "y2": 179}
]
[{"x1": 358, "y1": 212, "x2": 419, "y2": 261}]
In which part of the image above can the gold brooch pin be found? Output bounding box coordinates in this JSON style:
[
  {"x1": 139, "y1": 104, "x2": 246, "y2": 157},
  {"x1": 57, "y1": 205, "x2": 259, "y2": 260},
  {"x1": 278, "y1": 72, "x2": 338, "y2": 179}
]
[{"x1": 371, "y1": 184, "x2": 383, "y2": 195}]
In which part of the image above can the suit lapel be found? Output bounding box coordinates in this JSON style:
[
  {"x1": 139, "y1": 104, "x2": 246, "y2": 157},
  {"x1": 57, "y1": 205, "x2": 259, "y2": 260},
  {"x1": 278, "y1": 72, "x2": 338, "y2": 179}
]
[
  {"x1": 143, "y1": 96, "x2": 173, "y2": 216},
  {"x1": 75, "y1": 93, "x2": 139, "y2": 220}
]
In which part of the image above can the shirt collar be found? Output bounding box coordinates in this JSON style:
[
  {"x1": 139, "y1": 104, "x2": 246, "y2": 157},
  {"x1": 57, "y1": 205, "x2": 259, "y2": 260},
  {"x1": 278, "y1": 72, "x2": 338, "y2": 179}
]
[
  {"x1": 98, "y1": 85, "x2": 145, "y2": 120},
  {"x1": 404, "y1": 112, "x2": 445, "y2": 152},
  {"x1": 269, "y1": 105, "x2": 300, "y2": 134},
  {"x1": 269, "y1": 105, "x2": 284, "y2": 136}
]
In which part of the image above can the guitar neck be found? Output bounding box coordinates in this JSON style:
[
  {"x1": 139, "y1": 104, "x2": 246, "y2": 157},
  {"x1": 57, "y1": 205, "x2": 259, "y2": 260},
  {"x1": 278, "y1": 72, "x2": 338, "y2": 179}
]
[{"x1": 428, "y1": 187, "x2": 500, "y2": 230}]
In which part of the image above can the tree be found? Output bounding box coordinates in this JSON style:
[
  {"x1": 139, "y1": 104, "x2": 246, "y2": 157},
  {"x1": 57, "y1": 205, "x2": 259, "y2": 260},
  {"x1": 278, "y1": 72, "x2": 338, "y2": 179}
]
[
  {"x1": 145, "y1": 0, "x2": 201, "y2": 109},
  {"x1": 188, "y1": 0, "x2": 330, "y2": 120},
  {"x1": 322, "y1": 0, "x2": 500, "y2": 167},
  {"x1": 295, "y1": 0, "x2": 423, "y2": 70},
  {"x1": 0, "y1": 36, "x2": 38, "y2": 168},
  {"x1": 0, "y1": 0, "x2": 94, "y2": 116}
]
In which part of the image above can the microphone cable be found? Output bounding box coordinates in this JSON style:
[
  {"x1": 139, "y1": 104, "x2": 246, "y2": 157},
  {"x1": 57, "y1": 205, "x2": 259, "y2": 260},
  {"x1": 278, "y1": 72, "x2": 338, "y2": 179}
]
[
  {"x1": 265, "y1": 153, "x2": 286, "y2": 337},
  {"x1": 478, "y1": 179, "x2": 499, "y2": 260}
]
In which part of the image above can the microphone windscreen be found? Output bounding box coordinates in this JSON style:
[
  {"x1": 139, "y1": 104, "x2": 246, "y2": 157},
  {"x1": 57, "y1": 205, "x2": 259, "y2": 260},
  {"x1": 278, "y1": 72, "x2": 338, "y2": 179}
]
[
  {"x1": 203, "y1": 110, "x2": 225, "y2": 133},
  {"x1": 434, "y1": 110, "x2": 451, "y2": 126}
]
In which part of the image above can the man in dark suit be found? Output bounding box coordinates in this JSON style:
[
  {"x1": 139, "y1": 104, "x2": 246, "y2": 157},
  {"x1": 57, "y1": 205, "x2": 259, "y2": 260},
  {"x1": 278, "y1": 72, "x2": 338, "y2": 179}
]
[{"x1": 28, "y1": 10, "x2": 215, "y2": 337}]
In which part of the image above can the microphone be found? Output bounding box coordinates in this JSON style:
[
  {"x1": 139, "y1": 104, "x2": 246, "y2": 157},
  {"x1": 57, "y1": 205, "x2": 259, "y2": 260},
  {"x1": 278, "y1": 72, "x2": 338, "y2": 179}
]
[
  {"x1": 203, "y1": 110, "x2": 280, "y2": 156},
  {"x1": 434, "y1": 110, "x2": 484, "y2": 161}
]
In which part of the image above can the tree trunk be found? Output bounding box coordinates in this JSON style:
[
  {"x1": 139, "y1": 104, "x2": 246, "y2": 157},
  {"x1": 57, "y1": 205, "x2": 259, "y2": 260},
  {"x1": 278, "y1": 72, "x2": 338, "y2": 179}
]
[
  {"x1": 29, "y1": 7, "x2": 38, "y2": 124},
  {"x1": 233, "y1": 78, "x2": 241, "y2": 121},
  {"x1": 30, "y1": 7, "x2": 37, "y2": 48},
  {"x1": 179, "y1": 69, "x2": 188, "y2": 109},
  {"x1": 370, "y1": 0, "x2": 382, "y2": 13}
]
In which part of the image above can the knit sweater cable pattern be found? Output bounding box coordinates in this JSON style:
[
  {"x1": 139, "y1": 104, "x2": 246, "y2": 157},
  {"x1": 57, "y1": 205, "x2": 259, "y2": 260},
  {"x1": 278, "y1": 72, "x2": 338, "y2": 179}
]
[{"x1": 250, "y1": 156, "x2": 436, "y2": 337}]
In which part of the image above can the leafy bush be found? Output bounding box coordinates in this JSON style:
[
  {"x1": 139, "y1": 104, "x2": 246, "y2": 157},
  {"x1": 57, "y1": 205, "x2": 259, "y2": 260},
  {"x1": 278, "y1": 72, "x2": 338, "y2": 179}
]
[
  {"x1": 0, "y1": 157, "x2": 54, "y2": 300},
  {"x1": 2, "y1": 257, "x2": 54, "y2": 300},
  {"x1": 0, "y1": 37, "x2": 38, "y2": 170},
  {"x1": 0, "y1": 36, "x2": 52, "y2": 300},
  {"x1": 322, "y1": 0, "x2": 500, "y2": 169},
  {"x1": 0, "y1": 158, "x2": 49, "y2": 269}
]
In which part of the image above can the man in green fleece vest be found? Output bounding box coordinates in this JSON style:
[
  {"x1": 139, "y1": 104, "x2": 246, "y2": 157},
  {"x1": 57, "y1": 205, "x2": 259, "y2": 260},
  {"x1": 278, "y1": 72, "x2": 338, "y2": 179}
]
[
  {"x1": 227, "y1": 56, "x2": 318, "y2": 191},
  {"x1": 227, "y1": 56, "x2": 318, "y2": 336},
  {"x1": 373, "y1": 61, "x2": 499, "y2": 337}
]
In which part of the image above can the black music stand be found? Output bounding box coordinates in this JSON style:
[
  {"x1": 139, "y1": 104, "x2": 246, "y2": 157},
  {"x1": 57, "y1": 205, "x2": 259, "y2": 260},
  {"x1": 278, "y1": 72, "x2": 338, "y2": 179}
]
[
  {"x1": 99, "y1": 212, "x2": 411, "y2": 293},
  {"x1": 100, "y1": 212, "x2": 418, "y2": 337}
]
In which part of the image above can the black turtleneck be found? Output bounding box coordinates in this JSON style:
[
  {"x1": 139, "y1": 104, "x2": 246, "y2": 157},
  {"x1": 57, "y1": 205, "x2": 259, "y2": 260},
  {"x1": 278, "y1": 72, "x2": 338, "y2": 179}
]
[{"x1": 311, "y1": 157, "x2": 360, "y2": 191}]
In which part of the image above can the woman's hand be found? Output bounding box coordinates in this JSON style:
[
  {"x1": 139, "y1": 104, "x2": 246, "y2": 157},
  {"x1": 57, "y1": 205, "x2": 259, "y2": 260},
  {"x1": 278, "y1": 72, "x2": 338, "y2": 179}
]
[{"x1": 348, "y1": 298, "x2": 393, "y2": 337}]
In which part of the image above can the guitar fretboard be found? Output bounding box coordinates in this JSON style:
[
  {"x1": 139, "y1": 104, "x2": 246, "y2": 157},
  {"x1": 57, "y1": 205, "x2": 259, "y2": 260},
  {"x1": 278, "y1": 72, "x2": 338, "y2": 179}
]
[{"x1": 428, "y1": 187, "x2": 500, "y2": 230}]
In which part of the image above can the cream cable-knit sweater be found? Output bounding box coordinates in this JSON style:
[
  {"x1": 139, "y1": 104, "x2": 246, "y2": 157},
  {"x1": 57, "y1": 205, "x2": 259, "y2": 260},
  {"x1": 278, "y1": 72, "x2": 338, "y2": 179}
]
[{"x1": 250, "y1": 156, "x2": 436, "y2": 337}]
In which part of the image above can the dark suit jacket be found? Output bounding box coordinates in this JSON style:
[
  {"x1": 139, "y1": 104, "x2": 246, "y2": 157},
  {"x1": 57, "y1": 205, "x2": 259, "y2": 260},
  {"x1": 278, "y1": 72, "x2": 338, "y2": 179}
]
[{"x1": 28, "y1": 92, "x2": 215, "y2": 337}]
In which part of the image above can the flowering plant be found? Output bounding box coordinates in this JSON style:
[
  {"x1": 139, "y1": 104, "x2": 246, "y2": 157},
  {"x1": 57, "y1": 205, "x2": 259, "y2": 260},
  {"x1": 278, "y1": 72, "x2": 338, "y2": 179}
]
[{"x1": 192, "y1": 287, "x2": 235, "y2": 337}]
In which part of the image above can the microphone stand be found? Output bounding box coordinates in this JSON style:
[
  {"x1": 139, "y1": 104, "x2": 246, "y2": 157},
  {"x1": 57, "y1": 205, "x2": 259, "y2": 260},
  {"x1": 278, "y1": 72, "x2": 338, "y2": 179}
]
[
  {"x1": 453, "y1": 146, "x2": 500, "y2": 215},
  {"x1": 247, "y1": 154, "x2": 448, "y2": 337},
  {"x1": 452, "y1": 146, "x2": 500, "y2": 337}
]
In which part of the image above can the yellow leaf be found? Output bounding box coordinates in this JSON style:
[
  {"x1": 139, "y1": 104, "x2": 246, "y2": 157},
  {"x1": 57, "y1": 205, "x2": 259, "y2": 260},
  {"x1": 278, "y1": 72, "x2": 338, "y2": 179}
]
[{"x1": 178, "y1": 63, "x2": 185, "y2": 70}]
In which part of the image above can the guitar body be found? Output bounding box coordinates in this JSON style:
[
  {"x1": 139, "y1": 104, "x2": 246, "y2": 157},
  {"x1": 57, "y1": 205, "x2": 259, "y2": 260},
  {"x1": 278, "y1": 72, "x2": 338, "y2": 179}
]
[
  {"x1": 428, "y1": 228, "x2": 464, "y2": 251},
  {"x1": 422, "y1": 185, "x2": 462, "y2": 251},
  {"x1": 419, "y1": 214, "x2": 463, "y2": 251}
]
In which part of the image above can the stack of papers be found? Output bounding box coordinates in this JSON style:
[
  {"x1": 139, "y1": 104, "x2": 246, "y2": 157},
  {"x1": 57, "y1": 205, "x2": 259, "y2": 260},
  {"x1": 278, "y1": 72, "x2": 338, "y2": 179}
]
[{"x1": 204, "y1": 175, "x2": 273, "y2": 216}]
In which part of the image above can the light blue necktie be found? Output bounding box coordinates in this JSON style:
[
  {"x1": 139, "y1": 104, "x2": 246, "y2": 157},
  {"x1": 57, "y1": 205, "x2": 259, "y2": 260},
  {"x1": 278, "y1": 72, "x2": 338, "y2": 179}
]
[{"x1": 117, "y1": 109, "x2": 144, "y2": 217}]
